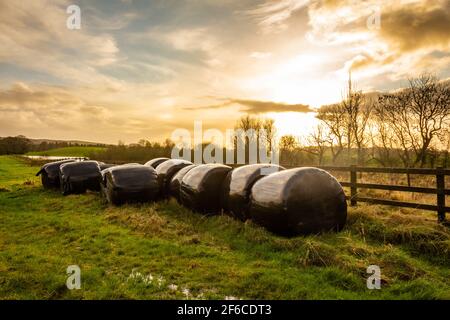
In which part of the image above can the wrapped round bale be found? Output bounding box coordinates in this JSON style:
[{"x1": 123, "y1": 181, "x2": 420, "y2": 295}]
[
  {"x1": 100, "y1": 165, "x2": 121, "y2": 198},
  {"x1": 100, "y1": 164, "x2": 144, "y2": 199},
  {"x1": 156, "y1": 159, "x2": 193, "y2": 198},
  {"x1": 180, "y1": 164, "x2": 232, "y2": 215},
  {"x1": 222, "y1": 164, "x2": 285, "y2": 221},
  {"x1": 249, "y1": 167, "x2": 347, "y2": 236},
  {"x1": 59, "y1": 161, "x2": 102, "y2": 195},
  {"x1": 169, "y1": 164, "x2": 197, "y2": 201},
  {"x1": 145, "y1": 157, "x2": 169, "y2": 169},
  {"x1": 102, "y1": 164, "x2": 159, "y2": 205},
  {"x1": 36, "y1": 159, "x2": 76, "y2": 188}
]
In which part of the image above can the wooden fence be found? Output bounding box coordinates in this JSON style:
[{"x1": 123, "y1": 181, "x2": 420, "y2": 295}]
[{"x1": 312, "y1": 165, "x2": 450, "y2": 223}]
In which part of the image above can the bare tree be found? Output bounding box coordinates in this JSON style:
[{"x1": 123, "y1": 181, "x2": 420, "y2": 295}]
[
  {"x1": 341, "y1": 72, "x2": 372, "y2": 166},
  {"x1": 279, "y1": 135, "x2": 297, "y2": 151},
  {"x1": 408, "y1": 75, "x2": 450, "y2": 167},
  {"x1": 438, "y1": 127, "x2": 450, "y2": 167},
  {"x1": 304, "y1": 124, "x2": 328, "y2": 165},
  {"x1": 262, "y1": 118, "x2": 277, "y2": 153},
  {"x1": 233, "y1": 115, "x2": 262, "y2": 163},
  {"x1": 317, "y1": 72, "x2": 372, "y2": 165},
  {"x1": 279, "y1": 134, "x2": 298, "y2": 165},
  {"x1": 371, "y1": 100, "x2": 397, "y2": 167},
  {"x1": 316, "y1": 103, "x2": 347, "y2": 164},
  {"x1": 377, "y1": 74, "x2": 450, "y2": 168}
]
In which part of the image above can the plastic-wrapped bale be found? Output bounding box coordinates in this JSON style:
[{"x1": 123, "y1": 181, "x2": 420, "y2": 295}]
[
  {"x1": 145, "y1": 157, "x2": 169, "y2": 169},
  {"x1": 156, "y1": 159, "x2": 193, "y2": 198},
  {"x1": 100, "y1": 164, "x2": 121, "y2": 198},
  {"x1": 59, "y1": 161, "x2": 102, "y2": 195},
  {"x1": 169, "y1": 164, "x2": 197, "y2": 201},
  {"x1": 249, "y1": 167, "x2": 347, "y2": 236},
  {"x1": 100, "y1": 163, "x2": 142, "y2": 199},
  {"x1": 222, "y1": 164, "x2": 285, "y2": 221},
  {"x1": 99, "y1": 162, "x2": 117, "y2": 196},
  {"x1": 35, "y1": 159, "x2": 76, "y2": 188},
  {"x1": 102, "y1": 164, "x2": 159, "y2": 205},
  {"x1": 180, "y1": 164, "x2": 232, "y2": 214}
]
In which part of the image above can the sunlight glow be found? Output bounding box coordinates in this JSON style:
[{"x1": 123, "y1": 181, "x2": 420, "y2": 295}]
[
  {"x1": 241, "y1": 53, "x2": 344, "y2": 108},
  {"x1": 267, "y1": 112, "x2": 320, "y2": 140}
]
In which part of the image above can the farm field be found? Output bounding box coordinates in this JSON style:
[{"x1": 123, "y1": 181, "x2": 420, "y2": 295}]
[
  {"x1": 26, "y1": 146, "x2": 106, "y2": 158},
  {"x1": 0, "y1": 156, "x2": 449, "y2": 299}
]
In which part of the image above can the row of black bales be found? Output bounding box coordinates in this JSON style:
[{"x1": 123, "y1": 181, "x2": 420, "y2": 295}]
[
  {"x1": 37, "y1": 158, "x2": 347, "y2": 236},
  {"x1": 167, "y1": 161, "x2": 347, "y2": 235}
]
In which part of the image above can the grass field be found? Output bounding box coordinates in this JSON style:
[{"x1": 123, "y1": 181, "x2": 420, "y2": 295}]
[
  {"x1": 27, "y1": 146, "x2": 106, "y2": 158},
  {"x1": 0, "y1": 156, "x2": 449, "y2": 299}
]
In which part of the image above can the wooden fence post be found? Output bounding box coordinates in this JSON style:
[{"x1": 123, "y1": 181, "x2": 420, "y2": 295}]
[
  {"x1": 436, "y1": 167, "x2": 446, "y2": 223},
  {"x1": 350, "y1": 165, "x2": 357, "y2": 206}
]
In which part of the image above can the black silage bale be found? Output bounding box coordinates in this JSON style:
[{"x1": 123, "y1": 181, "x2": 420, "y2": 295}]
[
  {"x1": 249, "y1": 167, "x2": 347, "y2": 236},
  {"x1": 100, "y1": 164, "x2": 124, "y2": 199},
  {"x1": 169, "y1": 164, "x2": 197, "y2": 201},
  {"x1": 155, "y1": 159, "x2": 193, "y2": 198},
  {"x1": 103, "y1": 164, "x2": 159, "y2": 205},
  {"x1": 59, "y1": 161, "x2": 102, "y2": 195},
  {"x1": 35, "y1": 159, "x2": 76, "y2": 189},
  {"x1": 222, "y1": 164, "x2": 285, "y2": 221},
  {"x1": 180, "y1": 164, "x2": 232, "y2": 215}
]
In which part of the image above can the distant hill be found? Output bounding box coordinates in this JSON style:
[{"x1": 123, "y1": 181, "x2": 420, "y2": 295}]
[
  {"x1": 28, "y1": 138, "x2": 110, "y2": 146},
  {"x1": 0, "y1": 136, "x2": 111, "y2": 146},
  {"x1": 0, "y1": 135, "x2": 111, "y2": 156}
]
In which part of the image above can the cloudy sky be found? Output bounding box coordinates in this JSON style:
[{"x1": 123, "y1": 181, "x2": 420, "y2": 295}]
[{"x1": 0, "y1": 0, "x2": 449, "y2": 143}]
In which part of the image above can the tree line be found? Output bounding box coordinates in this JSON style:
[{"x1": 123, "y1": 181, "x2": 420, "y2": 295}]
[
  {"x1": 277, "y1": 74, "x2": 450, "y2": 168},
  {"x1": 0, "y1": 135, "x2": 106, "y2": 155}
]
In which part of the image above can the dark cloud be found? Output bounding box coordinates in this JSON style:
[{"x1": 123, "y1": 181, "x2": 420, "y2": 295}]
[
  {"x1": 232, "y1": 99, "x2": 311, "y2": 113},
  {"x1": 349, "y1": 53, "x2": 396, "y2": 71},
  {"x1": 379, "y1": 2, "x2": 450, "y2": 53},
  {"x1": 183, "y1": 98, "x2": 311, "y2": 114},
  {"x1": 335, "y1": 1, "x2": 450, "y2": 72}
]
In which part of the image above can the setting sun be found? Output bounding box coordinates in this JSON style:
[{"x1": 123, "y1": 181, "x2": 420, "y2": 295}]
[{"x1": 267, "y1": 112, "x2": 319, "y2": 139}]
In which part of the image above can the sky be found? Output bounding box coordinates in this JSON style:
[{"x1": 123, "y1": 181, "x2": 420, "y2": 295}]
[{"x1": 0, "y1": 0, "x2": 449, "y2": 144}]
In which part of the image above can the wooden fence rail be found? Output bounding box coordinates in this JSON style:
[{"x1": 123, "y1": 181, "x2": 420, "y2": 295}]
[{"x1": 313, "y1": 165, "x2": 449, "y2": 223}]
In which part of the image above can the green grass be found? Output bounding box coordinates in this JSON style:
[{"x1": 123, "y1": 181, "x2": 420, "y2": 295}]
[
  {"x1": 27, "y1": 146, "x2": 105, "y2": 157},
  {"x1": 0, "y1": 155, "x2": 449, "y2": 300}
]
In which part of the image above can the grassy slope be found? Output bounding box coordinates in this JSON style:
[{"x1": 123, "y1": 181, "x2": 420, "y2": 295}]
[
  {"x1": 26, "y1": 146, "x2": 105, "y2": 157},
  {"x1": 0, "y1": 156, "x2": 449, "y2": 300}
]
